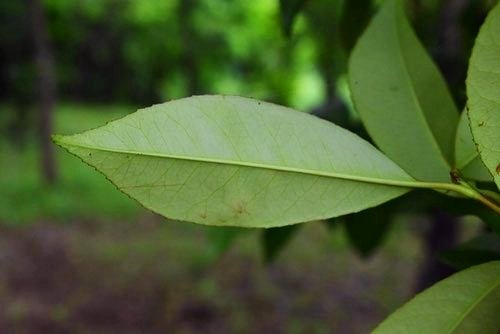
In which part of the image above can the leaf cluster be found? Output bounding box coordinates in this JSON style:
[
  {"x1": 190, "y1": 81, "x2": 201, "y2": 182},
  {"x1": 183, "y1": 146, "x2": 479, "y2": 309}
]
[{"x1": 53, "y1": 0, "x2": 500, "y2": 332}]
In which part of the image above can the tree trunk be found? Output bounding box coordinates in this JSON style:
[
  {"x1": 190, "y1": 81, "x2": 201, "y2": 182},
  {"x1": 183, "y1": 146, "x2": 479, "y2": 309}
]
[{"x1": 30, "y1": 0, "x2": 57, "y2": 184}]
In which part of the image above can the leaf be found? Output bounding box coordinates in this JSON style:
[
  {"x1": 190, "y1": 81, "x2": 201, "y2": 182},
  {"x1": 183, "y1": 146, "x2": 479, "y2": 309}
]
[
  {"x1": 53, "y1": 95, "x2": 415, "y2": 228},
  {"x1": 344, "y1": 216, "x2": 392, "y2": 258},
  {"x1": 455, "y1": 110, "x2": 493, "y2": 182},
  {"x1": 467, "y1": 2, "x2": 500, "y2": 189},
  {"x1": 279, "y1": 0, "x2": 307, "y2": 37},
  {"x1": 349, "y1": 0, "x2": 459, "y2": 182},
  {"x1": 342, "y1": 201, "x2": 395, "y2": 258},
  {"x1": 440, "y1": 233, "x2": 500, "y2": 270},
  {"x1": 342, "y1": 190, "x2": 431, "y2": 257},
  {"x1": 261, "y1": 224, "x2": 300, "y2": 263},
  {"x1": 373, "y1": 261, "x2": 500, "y2": 334}
]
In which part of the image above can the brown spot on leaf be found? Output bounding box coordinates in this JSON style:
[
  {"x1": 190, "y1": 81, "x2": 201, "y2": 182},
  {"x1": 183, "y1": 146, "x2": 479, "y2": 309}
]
[
  {"x1": 234, "y1": 201, "x2": 249, "y2": 215},
  {"x1": 199, "y1": 212, "x2": 207, "y2": 219},
  {"x1": 496, "y1": 163, "x2": 500, "y2": 175}
]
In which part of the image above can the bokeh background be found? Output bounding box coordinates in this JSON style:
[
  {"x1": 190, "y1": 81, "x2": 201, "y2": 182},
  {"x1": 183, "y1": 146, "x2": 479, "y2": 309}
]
[{"x1": 0, "y1": 0, "x2": 496, "y2": 333}]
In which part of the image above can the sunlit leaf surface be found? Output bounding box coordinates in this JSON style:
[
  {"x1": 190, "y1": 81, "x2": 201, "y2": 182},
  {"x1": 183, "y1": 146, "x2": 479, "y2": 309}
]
[{"x1": 467, "y1": 2, "x2": 500, "y2": 189}]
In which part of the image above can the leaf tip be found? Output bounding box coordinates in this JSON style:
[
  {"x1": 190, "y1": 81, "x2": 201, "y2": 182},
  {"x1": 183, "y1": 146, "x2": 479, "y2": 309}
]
[{"x1": 51, "y1": 134, "x2": 69, "y2": 148}]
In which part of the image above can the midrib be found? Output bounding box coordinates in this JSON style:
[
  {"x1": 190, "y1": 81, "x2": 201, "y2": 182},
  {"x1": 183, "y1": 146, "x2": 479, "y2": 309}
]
[
  {"x1": 60, "y1": 140, "x2": 419, "y2": 189},
  {"x1": 393, "y1": 12, "x2": 453, "y2": 171}
]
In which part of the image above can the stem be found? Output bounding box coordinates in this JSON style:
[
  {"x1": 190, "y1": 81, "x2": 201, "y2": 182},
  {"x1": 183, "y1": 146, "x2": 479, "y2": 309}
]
[
  {"x1": 479, "y1": 189, "x2": 500, "y2": 204},
  {"x1": 456, "y1": 181, "x2": 500, "y2": 215},
  {"x1": 386, "y1": 178, "x2": 500, "y2": 215},
  {"x1": 474, "y1": 195, "x2": 500, "y2": 215},
  {"x1": 385, "y1": 179, "x2": 500, "y2": 215}
]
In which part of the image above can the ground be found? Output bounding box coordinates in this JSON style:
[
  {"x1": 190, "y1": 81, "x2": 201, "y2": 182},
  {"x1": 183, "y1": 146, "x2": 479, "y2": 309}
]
[{"x1": 0, "y1": 214, "x2": 422, "y2": 333}]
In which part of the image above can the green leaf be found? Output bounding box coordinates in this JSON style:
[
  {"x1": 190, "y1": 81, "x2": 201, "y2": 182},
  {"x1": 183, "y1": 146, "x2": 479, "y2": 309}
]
[
  {"x1": 342, "y1": 190, "x2": 430, "y2": 257},
  {"x1": 440, "y1": 233, "x2": 500, "y2": 270},
  {"x1": 53, "y1": 95, "x2": 414, "y2": 228},
  {"x1": 261, "y1": 224, "x2": 300, "y2": 263},
  {"x1": 349, "y1": 0, "x2": 459, "y2": 182},
  {"x1": 343, "y1": 203, "x2": 394, "y2": 258},
  {"x1": 455, "y1": 110, "x2": 492, "y2": 182},
  {"x1": 344, "y1": 218, "x2": 393, "y2": 258},
  {"x1": 374, "y1": 261, "x2": 500, "y2": 334},
  {"x1": 467, "y1": 2, "x2": 500, "y2": 189}
]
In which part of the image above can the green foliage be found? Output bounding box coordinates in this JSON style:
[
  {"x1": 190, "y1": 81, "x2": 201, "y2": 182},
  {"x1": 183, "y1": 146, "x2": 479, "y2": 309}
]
[
  {"x1": 374, "y1": 261, "x2": 500, "y2": 333},
  {"x1": 342, "y1": 200, "x2": 395, "y2": 258},
  {"x1": 467, "y1": 1, "x2": 500, "y2": 189},
  {"x1": 455, "y1": 111, "x2": 492, "y2": 182},
  {"x1": 349, "y1": 0, "x2": 459, "y2": 182},
  {"x1": 50, "y1": 0, "x2": 500, "y2": 330},
  {"x1": 53, "y1": 95, "x2": 414, "y2": 228}
]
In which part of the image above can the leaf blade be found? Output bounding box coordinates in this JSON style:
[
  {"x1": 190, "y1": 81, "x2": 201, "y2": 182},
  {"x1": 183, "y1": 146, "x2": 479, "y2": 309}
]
[
  {"x1": 467, "y1": 2, "x2": 500, "y2": 189},
  {"x1": 374, "y1": 261, "x2": 500, "y2": 334},
  {"x1": 455, "y1": 110, "x2": 492, "y2": 182},
  {"x1": 349, "y1": 0, "x2": 459, "y2": 182},
  {"x1": 54, "y1": 95, "x2": 414, "y2": 228}
]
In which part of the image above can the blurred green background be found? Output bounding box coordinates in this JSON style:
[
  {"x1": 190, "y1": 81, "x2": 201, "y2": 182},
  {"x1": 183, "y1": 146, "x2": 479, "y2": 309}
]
[{"x1": 0, "y1": 0, "x2": 495, "y2": 332}]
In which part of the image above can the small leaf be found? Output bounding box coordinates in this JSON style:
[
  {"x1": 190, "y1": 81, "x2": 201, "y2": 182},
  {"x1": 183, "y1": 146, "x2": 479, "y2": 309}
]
[
  {"x1": 343, "y1": 203, "x2": 394, "y2": 258},
  {"x1": 374, "y1": 261, "x2": 500, "y2": 334},
  {"x1": 467, "y1": 2, "x2": 500, "y2": 190},
  {"x1": 261, "y1": 225, "x2": 300, "y2": 262},
  {"x1": 53, "y1": 95, "x2": 414, "y2": 228},
  {"x1": 455, "y1": 110, "x2": 492, "y2": 182},
  {"x1": 440, "y1": 233, "x2": 500, "y2": 270},
  {"x1": 342, "y1": 191, "x2": 430, "y2": 257},
  {"x1": 349, "y1": 0, "x2": 459, "y2": 182}
]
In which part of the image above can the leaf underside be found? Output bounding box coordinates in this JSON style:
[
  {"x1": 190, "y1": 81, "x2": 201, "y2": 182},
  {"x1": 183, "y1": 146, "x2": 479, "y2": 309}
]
[
  {"x1": 454, "y1": 111, "x2": 492, "y2": 182},
  {"x1": 349, "y1": 0, "x2": 459, "y2": 182},
  {"x1": 53, "y1": 95, "x2": 413, "y2": 228},
  {"x1": 374, "y1": 261, "x2": 500, "y2": 334},
  {"x1": 467, "y1": 2, "x2": 500, "y2": 190}
]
